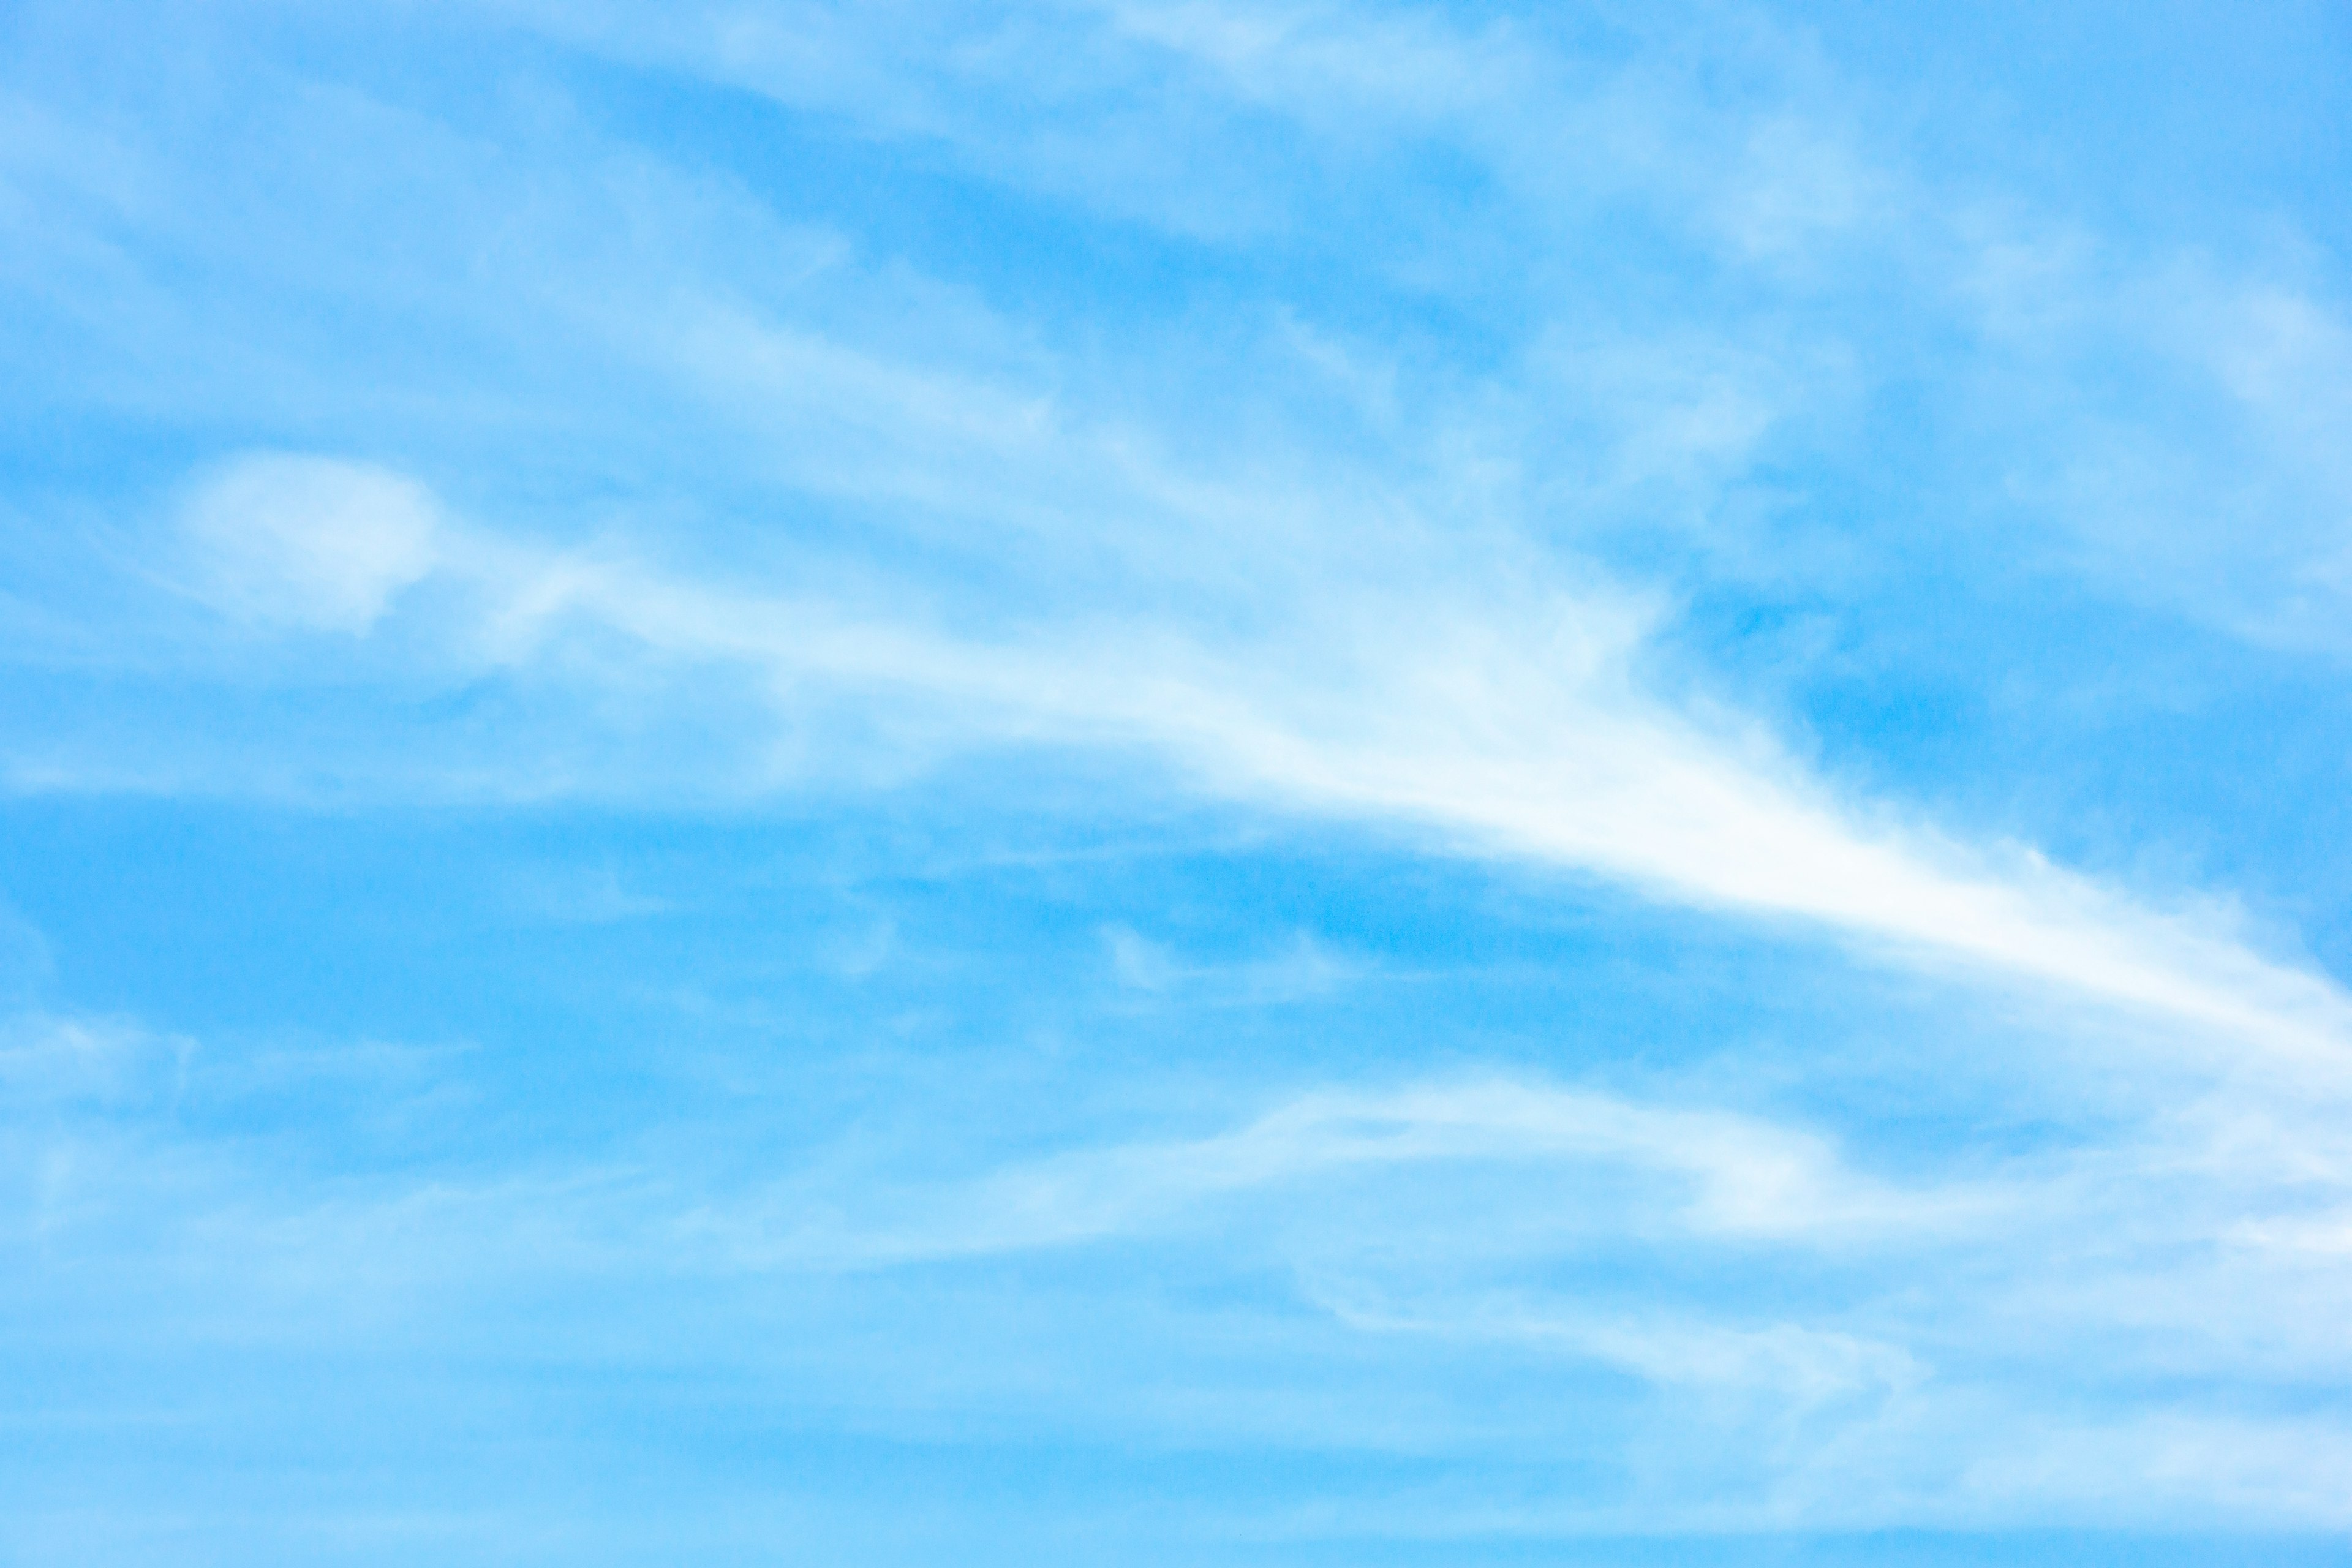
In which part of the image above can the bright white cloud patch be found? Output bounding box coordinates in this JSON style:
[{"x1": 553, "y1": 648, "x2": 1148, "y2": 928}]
[
  {"x1": 179, "y1": 454, "x2": 442, "y2": 633},
  {"x1": 209, "y1": 462, "x2": 2349, "y2": 1079}
]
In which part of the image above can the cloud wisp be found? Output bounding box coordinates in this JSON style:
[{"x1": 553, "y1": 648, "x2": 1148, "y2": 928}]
[
  {"x1": 7, "y1": 1, "x2": 2352, "y2": 1552},
  {"x1": 172, "y1": 451, "x2": 2352, "y2": 1079},
  {"x1": 688, "y1": 1077, "x2": 1972, "y2": 1270},
  {"x1": 13, "y1": 988, "x2": 2350, "y2": 1530}
]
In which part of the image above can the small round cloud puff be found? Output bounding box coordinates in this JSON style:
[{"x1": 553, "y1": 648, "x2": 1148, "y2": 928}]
[{"x1": 181, "y1": 453, "x2": 443, "y2": 633}]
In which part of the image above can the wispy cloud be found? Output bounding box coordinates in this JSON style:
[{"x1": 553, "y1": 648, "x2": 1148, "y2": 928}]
[
  {"x1": 6, "y1": 0, "x2": 2351, "y2": 1551},
  {"x1": 165, "y1": 450, "x2": 2352, "y2": 1080},
  {"x1": 688, "y1": 1076, "x2": 1970, "y2": 1268},
  {"x1": 10, "y1": 986, "x2": 2351, "y2": 1528}
]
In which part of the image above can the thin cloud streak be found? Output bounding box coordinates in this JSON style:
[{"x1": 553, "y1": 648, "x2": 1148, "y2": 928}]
[
  {"x1": 511, "y1": 0, "x2": 2352, "y2": 650},
  {"x1": 688, "y1": 1077, "x2": 1972, "y2": 1270},
  {"x1": 9, "y1": 992, "x2": 2351, "y2": 1528},
  {"x1": 179, "y1": 453, "x2": 2352, "y2": 1074}
]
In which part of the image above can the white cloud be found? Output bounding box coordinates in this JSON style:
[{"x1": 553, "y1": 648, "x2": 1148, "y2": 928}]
[
  {"x1": 178, "y1": 453, "x2": 442, "y2": 633},
  {"x1": 10, "y1": 984, "x2": 2351, "y2": 1526},
  {"x1": 692, "y1": 1077, "x2": 1969, "y2": 1269},
  {"x1": 1315, "y1": 1285, "x2": 1927, "y2": 1403},
  {"x1": 1102, "y1": 925, "x2": 1354, "y2": 1003},
  {"x1": 8, "y1": 0, "x2": 2352, "y2": 1542},
  {"x1": 518, "y1": 0, "x2": 2352, "y2": 654},
  {"x1": 192, "y1": 460, "x2": 2348, "y2": 1076},
  {"x1": 0, "y1": 1010, "x2": 163, "y2": 1108}
]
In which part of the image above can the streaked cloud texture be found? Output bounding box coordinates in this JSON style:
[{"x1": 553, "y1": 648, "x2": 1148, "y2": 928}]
[{"x1": 4, "y1": 2, "x2": 2351, "y2": 1562}]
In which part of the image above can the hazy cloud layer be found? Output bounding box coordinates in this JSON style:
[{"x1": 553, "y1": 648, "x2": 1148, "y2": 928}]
[{"x1": 3, "y1": 1, "x2": 2350, "y2": 1561}]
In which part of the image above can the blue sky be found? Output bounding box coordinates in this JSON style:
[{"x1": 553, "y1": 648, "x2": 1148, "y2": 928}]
[{"x1": 5, "y1": 1, "x2": 2352, "y2": 1562}]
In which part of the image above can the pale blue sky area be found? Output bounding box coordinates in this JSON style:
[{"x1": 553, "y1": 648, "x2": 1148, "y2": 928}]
[{"x1": 4, "y1": 3, "x2": 2352, "y2": 1563}]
